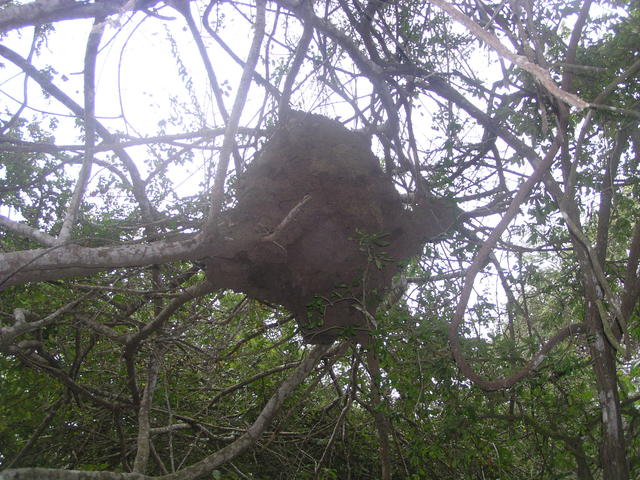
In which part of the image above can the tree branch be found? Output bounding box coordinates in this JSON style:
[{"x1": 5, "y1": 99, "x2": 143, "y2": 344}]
[
  {"x1": 58, "y1": 16, "x2": 105, "y2": 243},
  {"x1": 133, "y1": 350, "x2": 162, "y2": 474},
  {"x1": 0, "y1": 44, "x2": 156, "y2": 224},
  {"x1": 0, "y1": 235, "x2": 202, "y2": 289},
  {"x1": 204, "y1": 0, "x2": 266, "y2": 234},
  {"x1": 448, "y1": 133, "x2": 581, "y2": 390},
  {"x1": 0, "y1": 0, "x2": 163, "y2": 33},
  {"x1": 0, "y1": 214, "x2": 57, "y2": 247},
  {"x1": 1, "y1": 296, "x2": 89, "y2": 352},
  {"x1": 157, "y1": 343, "x2": 333, "y2": 480},
  {"x1": 429, "y1": 0, "x2": 589, "y2": 109}
]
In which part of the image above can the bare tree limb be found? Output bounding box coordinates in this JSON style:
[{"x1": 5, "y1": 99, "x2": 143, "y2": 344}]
[
  {"x1": 0, "y1": 214, "x2": 57, "y2": 247},
  {"x1": 0, "y1": 0, "x2": 163, "y2": 33},
  {"x1": 429, "y1": 0, "x2": 589, "y2": 109},
  {"x1": 58, "y1": 17, "x2": 105, "y2": 243},
  {"x1": 0, "y1": 235, "x2": 202, "y2": 289},
  {"x1": 133, "y1": 350, "x2": 162, "y2": 474},
  {"x1": 0, "y1": 469, "x2": 148, "y2": 480},
  {"x1": 204, "y1": 0, "x2": 266, "y2": 234}
]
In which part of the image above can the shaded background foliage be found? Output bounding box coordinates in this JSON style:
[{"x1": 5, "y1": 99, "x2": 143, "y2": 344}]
[{"x1": 0, "y1": 0, "x2": 639, "y2": 479}]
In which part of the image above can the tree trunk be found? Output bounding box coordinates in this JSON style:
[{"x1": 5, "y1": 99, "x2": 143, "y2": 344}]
[
  {"x1": 586, "y1": 302, "x2": 629, "y2": 479},
  {"x1": 366, "y1": 348, "x2": 392, "y2": 480}
]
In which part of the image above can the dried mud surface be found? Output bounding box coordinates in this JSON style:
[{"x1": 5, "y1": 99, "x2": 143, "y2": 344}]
[{"x1": 205, "y1": 112, "x2": 456, "y2": 343}]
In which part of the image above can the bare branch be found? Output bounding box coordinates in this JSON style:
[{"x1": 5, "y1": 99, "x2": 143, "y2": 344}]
[
  {"x1": 0, "y1": 0, "x2": 163, "y2": 33},
  {"x1": 133, "y1": 350, "x2": 162, "y2": 474},
  {"x1": 0, "y1": 295, "x2": 90, "y2": 352},
  {"x1": 0, "y1": 469, "x2": 148, "y2": 480},
  {"x1": 0, "y1": 214, "x2": 57, "y2": 247},
  {"x1": 58, "y1": 17, "x2": 105, "y2": 243},
  {"x1": 261, "y1": 194, "x2": 312, "y2": 245},
  {"x1": 204, "y1": 0, "x2": 267, "y2": 234},
  {"x1": 125, "y1": 280, "x2": 215, "y2": 352},
  {"x1": 0, "y1": 235, "x2": 202, "y2": 289},
  {"x1": 429, "y1": 0, "x2": 589, "y2": 109},
  {"x1": 207, "y1": 361, "x2": 301, "y2": 407},
  {"x1": 278, "y1": 16, "x2": 314, "y2": 115}
]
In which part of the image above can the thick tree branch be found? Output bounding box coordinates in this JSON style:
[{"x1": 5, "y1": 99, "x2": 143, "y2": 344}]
[
  {"x1": 0, "y1": 235, "x2": 202, "y2": 289},
  {"x1": 0, "y1": 469, "x2": 147, "y2": 480},
  {"x1": 0, "y1": 0, "x2": 163, "y2": 33},
  {"x1": 561, "y1": 0, "x2": 593, "y2": 94},
  {"x1": 58, "y1": 17, "x2": 105, "y2": 243},
  {"x1": 0, "y1": 214, "x2": 57, "y2": 247}
]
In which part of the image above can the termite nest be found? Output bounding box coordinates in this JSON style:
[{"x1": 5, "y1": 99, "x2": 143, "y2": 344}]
[{"x1": 205, "y1": 111, "x2": 457, "y2": 343}]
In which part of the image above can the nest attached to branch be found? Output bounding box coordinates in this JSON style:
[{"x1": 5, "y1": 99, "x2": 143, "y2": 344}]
[{"x1": 205, "y1": 112, "x2": 456, "y2": 343}]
